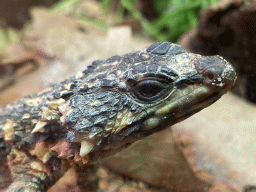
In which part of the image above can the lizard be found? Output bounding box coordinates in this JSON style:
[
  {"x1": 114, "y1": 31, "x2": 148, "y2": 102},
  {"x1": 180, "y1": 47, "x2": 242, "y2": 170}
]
[{"x1": 0, "y1": 42, "x2": 236, "y2": 191}]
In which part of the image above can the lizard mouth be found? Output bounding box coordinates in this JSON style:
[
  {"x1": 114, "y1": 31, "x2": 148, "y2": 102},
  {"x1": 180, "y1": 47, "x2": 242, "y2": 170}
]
[
  {"x1": 168, "y1": 85, "x2": 223, "y2": 124},
  {"x1": 150, "y1": 83, "x2": 227, "y2": 129}
]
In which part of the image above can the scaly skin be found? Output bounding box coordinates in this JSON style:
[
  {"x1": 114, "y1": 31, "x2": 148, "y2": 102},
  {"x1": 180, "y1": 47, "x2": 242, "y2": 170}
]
[{"x1": 0, "y1": 42, "x2": 236, "y2": 191}]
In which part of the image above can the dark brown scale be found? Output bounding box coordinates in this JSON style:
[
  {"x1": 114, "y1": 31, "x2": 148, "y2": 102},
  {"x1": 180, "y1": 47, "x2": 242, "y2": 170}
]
[
  {"x1": 60, "y1": 91, "x2": 74, "y2": 99},
  {"x1": 106, "y1": 55, "x2": 122, "y2": 63}
]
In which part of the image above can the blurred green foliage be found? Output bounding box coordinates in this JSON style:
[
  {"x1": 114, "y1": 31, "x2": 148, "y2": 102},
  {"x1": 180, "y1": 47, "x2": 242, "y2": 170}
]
[
  {"x1": 52, "y1": 0, "x2": 219, "y2": 42},
  {"x1": 102, "y1": 0, "x2": 219, "y2": 42},
  {"x1": 51, "y1": 0, "x2": 84, "y2": 12},
  {"x1": 0, "y1": 27, "x2": 20, "y2": 54}
]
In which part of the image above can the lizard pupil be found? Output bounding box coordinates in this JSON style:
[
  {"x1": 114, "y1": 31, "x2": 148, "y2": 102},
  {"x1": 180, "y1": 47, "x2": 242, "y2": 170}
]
[
  {"x1": 140, "y1": 84, "x2": 160, "y2": 97},
  {"x1": 134, "y1": 80, "x2": 166, "y2": 101}
]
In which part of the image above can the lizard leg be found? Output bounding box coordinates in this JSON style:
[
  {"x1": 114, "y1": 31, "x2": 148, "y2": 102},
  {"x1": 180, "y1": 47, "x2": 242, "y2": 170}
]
[{"x1": 4, "y1": 147, "x2": 56, "y2": 192}]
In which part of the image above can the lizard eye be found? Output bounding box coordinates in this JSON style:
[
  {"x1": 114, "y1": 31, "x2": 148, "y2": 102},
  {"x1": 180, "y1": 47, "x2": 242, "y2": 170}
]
[{"x1": 133, "y1": 80, "x2": 167, "y2": 101}]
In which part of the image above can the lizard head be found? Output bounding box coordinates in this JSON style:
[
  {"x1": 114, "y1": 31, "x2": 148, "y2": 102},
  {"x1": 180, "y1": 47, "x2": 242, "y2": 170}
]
[{"x1": 56, "y1": 42, "x2": 236, "y2": 162}]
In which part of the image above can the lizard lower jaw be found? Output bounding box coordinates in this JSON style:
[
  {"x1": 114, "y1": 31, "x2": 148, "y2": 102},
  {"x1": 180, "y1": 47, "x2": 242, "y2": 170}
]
[
  {"x1": 155, "y1": 85, "x2": 215, "y2": 116},
  {"x1": 154, "y1": 81, "x2": 231, "y2": 126}
]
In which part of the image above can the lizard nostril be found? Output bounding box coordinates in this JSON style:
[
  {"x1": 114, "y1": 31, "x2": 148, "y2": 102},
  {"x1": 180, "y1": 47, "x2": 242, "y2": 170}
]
[{"x1": 205, "y1": 70, "x2": 215, "y2": 80}]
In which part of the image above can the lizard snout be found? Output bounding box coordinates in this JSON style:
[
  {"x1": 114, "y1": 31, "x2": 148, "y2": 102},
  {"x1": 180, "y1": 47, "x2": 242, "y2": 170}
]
[{"x1": 193, "y1": 55, "x2": 236, "y2": 89}]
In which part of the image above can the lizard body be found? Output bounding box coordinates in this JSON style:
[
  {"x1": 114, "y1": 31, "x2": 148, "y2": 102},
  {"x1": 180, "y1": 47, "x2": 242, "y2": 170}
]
[{"x1": 0, "y1": 42, "x2": 236, "y2": 191}]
